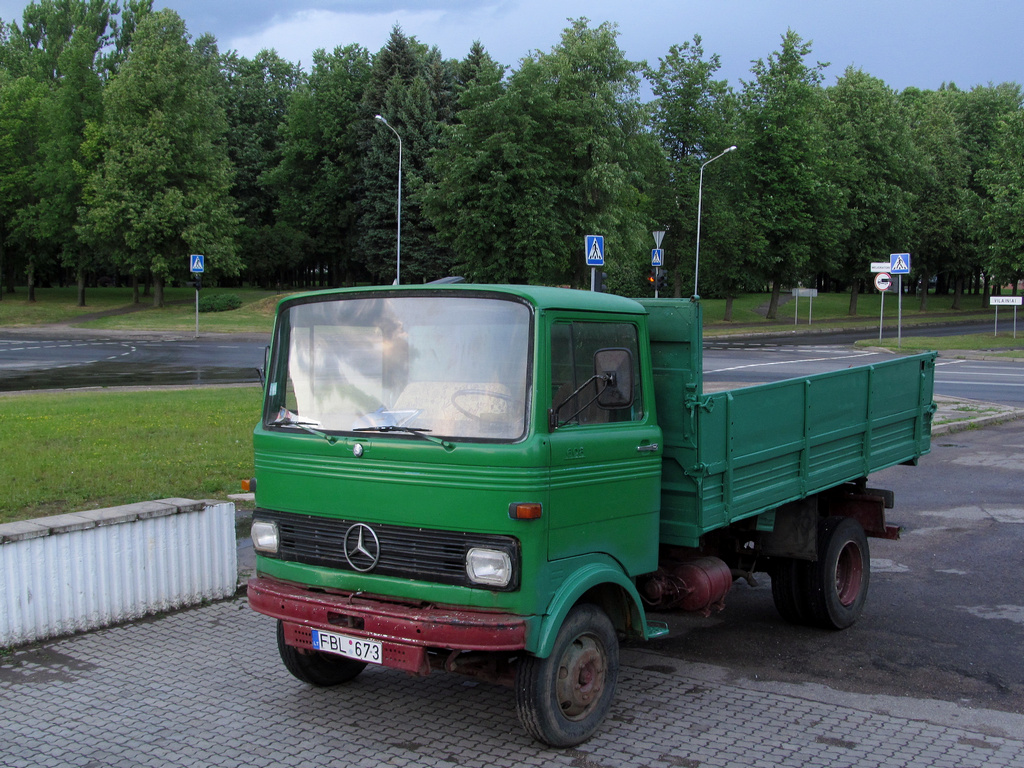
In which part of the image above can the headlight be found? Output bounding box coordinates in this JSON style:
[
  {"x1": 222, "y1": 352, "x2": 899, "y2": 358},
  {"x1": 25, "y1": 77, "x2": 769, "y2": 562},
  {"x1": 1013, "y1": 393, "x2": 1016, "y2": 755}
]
[
  {"x1": 251, "y1": 520, "x2": 279, "y2": 554},
  {"x1": 466, "y1": 548, "x2": 513, "y2": 587}
]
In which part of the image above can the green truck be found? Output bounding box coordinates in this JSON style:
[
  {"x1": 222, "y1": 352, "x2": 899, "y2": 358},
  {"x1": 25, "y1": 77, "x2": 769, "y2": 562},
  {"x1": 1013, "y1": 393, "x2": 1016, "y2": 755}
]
[{"x1": 247, "y1": 284, "x2": 936, "y2": 747}]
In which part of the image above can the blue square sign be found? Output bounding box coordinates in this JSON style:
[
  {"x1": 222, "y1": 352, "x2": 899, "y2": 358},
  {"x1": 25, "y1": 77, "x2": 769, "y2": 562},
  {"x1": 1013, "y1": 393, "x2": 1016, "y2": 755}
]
[
  {"x1": 585, "y1": 235, "x2": 604, "y2": 266},
  {"x1": 889, "y1": 253, "x2": 910, "y2": 275},
  {"x1": 190, "y1": 254, "x2": 205, "y2": 273}
]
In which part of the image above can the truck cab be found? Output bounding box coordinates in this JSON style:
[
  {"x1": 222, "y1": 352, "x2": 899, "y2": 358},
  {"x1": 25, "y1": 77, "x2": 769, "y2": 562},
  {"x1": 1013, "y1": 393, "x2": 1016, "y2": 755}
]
[{"x1": 248, "y1": 285, "x2": 666, "y2": 746}]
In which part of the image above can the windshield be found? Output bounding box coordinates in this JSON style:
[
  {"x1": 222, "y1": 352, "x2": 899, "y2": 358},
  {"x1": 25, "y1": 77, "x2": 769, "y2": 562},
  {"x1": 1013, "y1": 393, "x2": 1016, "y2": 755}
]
[{"x1": 265, "y1": 293, "x2": 532, "y2": 441}]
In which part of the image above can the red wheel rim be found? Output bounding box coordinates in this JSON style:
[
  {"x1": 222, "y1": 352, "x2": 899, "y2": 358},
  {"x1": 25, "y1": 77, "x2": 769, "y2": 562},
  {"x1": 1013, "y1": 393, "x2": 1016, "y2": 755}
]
[{"x1": 835, "y1": 541, "x2": 863, "y2": 607}]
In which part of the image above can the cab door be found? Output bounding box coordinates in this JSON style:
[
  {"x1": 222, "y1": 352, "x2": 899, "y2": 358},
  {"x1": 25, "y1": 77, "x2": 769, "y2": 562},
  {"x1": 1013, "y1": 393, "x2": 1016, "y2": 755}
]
[{"x1": 545, "y1": 318, "x2": 662, "y2": 576}]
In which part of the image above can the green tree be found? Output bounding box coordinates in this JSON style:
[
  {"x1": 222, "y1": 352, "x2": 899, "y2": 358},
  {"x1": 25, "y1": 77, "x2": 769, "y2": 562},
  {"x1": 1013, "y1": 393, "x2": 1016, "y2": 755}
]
[
  {"x1": 222, "y1": 48, "x2": 302, "y2": 286},
  {"x1": 900, "y1": 87, "x2": 970, "y2": 309},
  {"x1": 647, "y1": 35, "x2": 748, "y2": 308},
  {"x1": 362, "y1": 26, "x2": 459, "y2": 284},
  {"x1": 979, "y1": 107, "x2": 1024, "y2": 292},
  {"x1": 4, "y1": 1, "x2": 154, "y2": 303},
  {"x1": 951, "y1": 83, "x2": 1023, "y2": 306},
  {"x1": 266, "y1": 43, "x2": 371, "y2": 287},
  {"x1": 426, "y1": 19, "x2": 658, "y2": 290},
  {"x1": 78, "y1": 9, "x2": 238, "y2": 306},
  {"x1": 740, "y1": 30, "x2": 837, "y2": 319},
  {"x1": 823, "y1": 68, "x2": 915, "y2": 314},
  {"x1": 0, "y1": 73, "x2": 46, "y2": 298}
]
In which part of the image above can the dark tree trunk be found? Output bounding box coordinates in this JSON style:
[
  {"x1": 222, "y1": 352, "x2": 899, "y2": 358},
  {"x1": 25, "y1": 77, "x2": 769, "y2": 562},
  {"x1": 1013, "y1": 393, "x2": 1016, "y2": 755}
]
[
  {"x1": 766, "y1": 278, "x2": 782, "y2": 320},
  {"x1": 153, "y1": 275, "x2": 164, "y2": 308}
]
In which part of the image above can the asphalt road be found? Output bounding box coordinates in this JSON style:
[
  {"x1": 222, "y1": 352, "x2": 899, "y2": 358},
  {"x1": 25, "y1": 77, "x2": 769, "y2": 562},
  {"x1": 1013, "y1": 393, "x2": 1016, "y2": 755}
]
[
  {"x1": 640, "y1": 418, "x2": 1024, "y2": 717},
  {"x1": 3, "y1": 321, "x2": 1022, "y2": 403},
  {"x1": 703, "y1": 342, "x2": 1024, "y2": 406},
  {"x1": 0, "y1": 332, "x2": 266, "y2": 391}
]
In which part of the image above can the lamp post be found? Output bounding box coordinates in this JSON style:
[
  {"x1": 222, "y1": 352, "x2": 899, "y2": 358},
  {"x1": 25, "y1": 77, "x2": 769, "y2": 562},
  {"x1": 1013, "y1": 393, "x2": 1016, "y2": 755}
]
[
  {"x1": 694, "y1": 144, "x2": 737, "y2": 297},
  {"x1": 374, "y1": 114, "x2": 402, "y2": 285}
]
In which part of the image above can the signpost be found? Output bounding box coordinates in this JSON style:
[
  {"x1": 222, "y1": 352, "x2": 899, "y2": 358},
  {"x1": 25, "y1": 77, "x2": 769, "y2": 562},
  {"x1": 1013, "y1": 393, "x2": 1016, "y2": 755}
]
[
  {"x1": 190, "y1": 254, "x2": 204, "y2": 338},
  {"x1": 651, "y1": 249, "x2": 664, "y2": 297},
  {"x1": 990, "y1": 295, "x2": 1022, "y2": 338},
  {"x1": 889, "y1": 253, "x2": 911, "y2": 349},
  {"x1": 652, "y1": 230, "x2": 666, "y2": 298},
  {"x1": 874, "y1": 272, "x2": 891, "y2": 340},
  {"x1": 791, "y1": 287, "x2": 817, "y2": 325},
  {"x1": 585, "y1": 235, "x2": 604, "y2": 292}
]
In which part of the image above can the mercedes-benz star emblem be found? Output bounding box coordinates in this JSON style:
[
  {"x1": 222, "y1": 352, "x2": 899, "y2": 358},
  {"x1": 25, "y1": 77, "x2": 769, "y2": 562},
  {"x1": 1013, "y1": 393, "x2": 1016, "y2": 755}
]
[{"x1": 343, "y1": 523, "x2": 380, "y2": 572}]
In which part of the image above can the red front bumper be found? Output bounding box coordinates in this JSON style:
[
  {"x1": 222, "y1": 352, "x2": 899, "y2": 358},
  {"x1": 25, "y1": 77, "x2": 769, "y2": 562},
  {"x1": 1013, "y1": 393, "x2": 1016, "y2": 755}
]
[{"x1": 247, "y1": 576, "x2": 528, "y2": 676}]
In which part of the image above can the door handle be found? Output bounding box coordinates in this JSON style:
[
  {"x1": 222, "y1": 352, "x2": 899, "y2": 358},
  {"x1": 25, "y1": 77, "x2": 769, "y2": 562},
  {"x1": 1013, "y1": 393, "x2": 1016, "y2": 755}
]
[{"x1": 636, "y1": 443, "x2": 659, "y2": 453}]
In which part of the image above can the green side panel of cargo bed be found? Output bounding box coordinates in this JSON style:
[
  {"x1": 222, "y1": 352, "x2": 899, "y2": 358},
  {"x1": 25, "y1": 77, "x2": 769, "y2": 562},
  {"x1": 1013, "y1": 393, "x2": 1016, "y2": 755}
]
[
  {"x1": 693, "y1": 352, "x2": 935, "y2": 538},
  {"x1": 639, "y1": 298, "x2": 936, "y2": 547}
]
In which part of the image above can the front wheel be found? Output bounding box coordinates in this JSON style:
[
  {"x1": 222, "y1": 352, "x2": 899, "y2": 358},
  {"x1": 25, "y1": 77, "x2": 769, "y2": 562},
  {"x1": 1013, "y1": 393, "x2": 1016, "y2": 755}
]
[
  {"x1": 276, "y1": 621, "x2": 367, "y2": 686},
  {"x1": 803, "y1": 517, "x2": 870, "y2": 630},
  {"x1": 514, "y1": 604, "x2": 619, "y2": 748}
]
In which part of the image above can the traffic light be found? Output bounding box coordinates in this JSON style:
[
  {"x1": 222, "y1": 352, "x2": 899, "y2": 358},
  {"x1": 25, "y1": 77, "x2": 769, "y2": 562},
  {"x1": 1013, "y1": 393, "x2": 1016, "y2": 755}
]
[
  {"x1": 656, "y1": 270, "x2": 669, "y2": 292},
  {"x1": 647, "y1": 269, "x2": 656, "y2": 290},
  {"x1": 595, "y1": 271, "x2": 608, "y2": 293},
  {"x1": 187, "y1": 276, "x2": 202, "y2": 290}
]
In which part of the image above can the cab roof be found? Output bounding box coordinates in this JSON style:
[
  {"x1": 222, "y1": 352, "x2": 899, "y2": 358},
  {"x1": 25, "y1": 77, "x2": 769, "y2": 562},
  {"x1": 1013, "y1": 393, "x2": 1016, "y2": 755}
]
[{"x1": 277, "y1": 283, "x2": 650, "y2": 315}]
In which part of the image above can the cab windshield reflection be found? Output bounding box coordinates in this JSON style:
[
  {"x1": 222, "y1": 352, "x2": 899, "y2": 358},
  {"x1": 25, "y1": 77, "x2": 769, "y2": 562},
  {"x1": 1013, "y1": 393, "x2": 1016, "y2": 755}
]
[{"x1": 266, "y1": 295, "x2": 531, "y2": 441}]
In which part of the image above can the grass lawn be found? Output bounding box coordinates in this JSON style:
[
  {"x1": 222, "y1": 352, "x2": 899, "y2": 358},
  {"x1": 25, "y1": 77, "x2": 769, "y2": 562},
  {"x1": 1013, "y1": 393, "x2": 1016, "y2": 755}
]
[
  {"x1": 0, "y1": 286, "x2": 285, "y2": 333},
  {"x1": 860, "y1": 332, "x2": 1024, "y2": 357},
  {"x1": 0, "y1": 386, "x2": 262, "y2": 524},
  {"x1": 0, "y1": 284, "x2": 1002, "y2": 335}
]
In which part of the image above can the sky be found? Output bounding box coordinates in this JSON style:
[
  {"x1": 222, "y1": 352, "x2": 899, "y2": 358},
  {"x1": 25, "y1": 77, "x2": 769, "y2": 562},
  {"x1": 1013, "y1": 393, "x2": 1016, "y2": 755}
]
[{"x1": 0, "y1": 0, "x2": 1020, "y2": 94}]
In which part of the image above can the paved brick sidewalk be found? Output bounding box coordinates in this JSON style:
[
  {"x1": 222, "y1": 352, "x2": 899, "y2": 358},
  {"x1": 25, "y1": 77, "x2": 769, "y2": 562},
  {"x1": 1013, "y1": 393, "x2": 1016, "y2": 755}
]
[{"x1": 3, "y1": 597, "x2": 1022, "y2": 767}]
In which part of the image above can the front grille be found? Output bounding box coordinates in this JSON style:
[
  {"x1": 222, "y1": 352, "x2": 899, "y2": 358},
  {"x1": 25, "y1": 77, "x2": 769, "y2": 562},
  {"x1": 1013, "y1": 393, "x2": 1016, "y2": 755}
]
[{"x1": 255, "y1": 509, "x2": 520, "y2": 591}]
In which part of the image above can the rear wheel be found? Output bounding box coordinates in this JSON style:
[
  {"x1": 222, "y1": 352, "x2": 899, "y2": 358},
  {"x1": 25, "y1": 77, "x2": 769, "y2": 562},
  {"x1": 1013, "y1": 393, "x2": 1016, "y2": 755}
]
[
  {"x1": 803, "y1": 517, "x2": 870, "y2": 630},
  {"x1": 514, "y1": 604, "x2": 619, "y2": 747},
  {"x1": 276, "y1": 621, "x2": 367, "y2": 686}
]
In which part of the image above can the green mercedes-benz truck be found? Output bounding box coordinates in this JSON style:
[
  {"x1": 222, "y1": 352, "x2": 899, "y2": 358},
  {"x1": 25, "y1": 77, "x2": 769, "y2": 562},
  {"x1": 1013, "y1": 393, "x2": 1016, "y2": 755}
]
[{"x1": 247, "y1": 284, "x2": 935, "y2": 747}]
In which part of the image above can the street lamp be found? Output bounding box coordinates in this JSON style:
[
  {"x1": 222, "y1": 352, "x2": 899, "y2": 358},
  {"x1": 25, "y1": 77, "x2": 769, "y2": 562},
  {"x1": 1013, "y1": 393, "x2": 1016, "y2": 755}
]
[
  {"x1": 374, "y1": 114, "x2": 402, "y2": 285},
  {"x1": 694, "y1": 144, "x2": 737, "y2": 297}
]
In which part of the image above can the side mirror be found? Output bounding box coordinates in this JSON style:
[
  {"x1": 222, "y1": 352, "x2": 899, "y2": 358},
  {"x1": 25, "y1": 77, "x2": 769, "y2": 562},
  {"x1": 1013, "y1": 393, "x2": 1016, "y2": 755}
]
[{"x1": 594, "y1": 348, "x2": 633, "y2": 409}]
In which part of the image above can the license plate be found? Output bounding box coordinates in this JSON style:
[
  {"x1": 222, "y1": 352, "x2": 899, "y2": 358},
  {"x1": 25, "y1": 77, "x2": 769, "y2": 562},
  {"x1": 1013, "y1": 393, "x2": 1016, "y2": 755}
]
[{"x1": 311, "y1": 629, "x2": 383, "y2": 664}]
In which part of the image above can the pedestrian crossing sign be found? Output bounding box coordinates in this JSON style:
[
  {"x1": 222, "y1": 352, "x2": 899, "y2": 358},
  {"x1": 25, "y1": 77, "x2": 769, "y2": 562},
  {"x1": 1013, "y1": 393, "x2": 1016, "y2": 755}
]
[
  {"x1": 190, "y1": 254, "x2": 205, "y2": 273},
  {"x1": 889, "y1": 253, "x2": 910, "y2": 274},
  {"x1": 585, "y1": 235, "x2": 604, "y2": 266}
]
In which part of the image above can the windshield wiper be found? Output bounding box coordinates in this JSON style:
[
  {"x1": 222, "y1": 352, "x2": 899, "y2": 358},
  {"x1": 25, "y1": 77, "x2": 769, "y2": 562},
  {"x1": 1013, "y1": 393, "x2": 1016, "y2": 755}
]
[
  {"x1": 353, "y1": 425, "x2": 454, "y2": 450},
  {"x1": 270, "y1": 416, "x2": 339, "y2": 445}
]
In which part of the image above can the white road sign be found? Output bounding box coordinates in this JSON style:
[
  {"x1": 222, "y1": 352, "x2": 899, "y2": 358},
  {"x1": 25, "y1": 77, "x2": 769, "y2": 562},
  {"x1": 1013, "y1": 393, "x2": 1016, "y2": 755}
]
[
  {"x1": 990, "y1": 296, "x2": 1022, "y2": 306},
  {"x1": 874, "y1": 272, "x2": 892, "y2": 291},
  {"x1": 870, "y1": 261, "x2": 891, "y2": 273}
]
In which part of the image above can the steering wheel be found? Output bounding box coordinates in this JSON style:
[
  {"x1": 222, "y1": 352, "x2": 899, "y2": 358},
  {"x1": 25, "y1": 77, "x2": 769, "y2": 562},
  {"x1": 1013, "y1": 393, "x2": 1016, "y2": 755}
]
[{"x1": 451, "y1": 388, "x2": 515, "y2": 421}]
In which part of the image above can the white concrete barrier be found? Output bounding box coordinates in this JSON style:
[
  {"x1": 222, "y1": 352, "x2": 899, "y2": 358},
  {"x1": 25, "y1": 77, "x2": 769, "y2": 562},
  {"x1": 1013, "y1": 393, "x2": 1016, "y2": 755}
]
[{"x1": 0, "y1": 498, "x2": 237, "y2": 647}]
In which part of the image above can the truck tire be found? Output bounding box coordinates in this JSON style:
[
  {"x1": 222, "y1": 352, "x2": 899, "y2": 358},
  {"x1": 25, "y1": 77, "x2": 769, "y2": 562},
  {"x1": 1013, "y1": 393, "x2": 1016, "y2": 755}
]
[
  {"x1": 804, "y1": 517, "x2": 870, "y2": 630},
  {"x1": 514, "y1": 603, "x2": 619, "y2": 747},
  {"x1": 770, "y1": 557, "x2": 808, "y2": 625},
  {"x1": 276, "y1": 620, "x2": 367, "y2": 686}
]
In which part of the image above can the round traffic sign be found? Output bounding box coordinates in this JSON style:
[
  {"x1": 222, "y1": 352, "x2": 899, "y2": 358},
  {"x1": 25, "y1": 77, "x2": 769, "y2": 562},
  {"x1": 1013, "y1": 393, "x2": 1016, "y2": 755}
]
[{"x1": 874, "y1": 272, "x2": 891, "y2": 291}]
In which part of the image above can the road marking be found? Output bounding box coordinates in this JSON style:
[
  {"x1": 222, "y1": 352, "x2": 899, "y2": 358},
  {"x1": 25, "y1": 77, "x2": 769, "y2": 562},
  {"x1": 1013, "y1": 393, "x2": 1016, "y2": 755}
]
[{"x1": 705, "y1": 350, "x2": 878, "y2": 373}]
